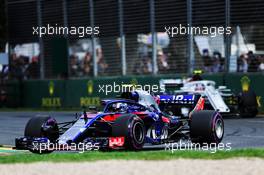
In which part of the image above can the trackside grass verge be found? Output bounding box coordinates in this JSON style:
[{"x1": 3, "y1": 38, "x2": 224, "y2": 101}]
[{"x1": 0, "y1": 149, "x2": 264, "y2": 164}]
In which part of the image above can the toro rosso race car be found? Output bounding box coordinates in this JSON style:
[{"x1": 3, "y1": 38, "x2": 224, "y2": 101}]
[{"x1": 15, "y1": 90, "x2": 224, "y2": 153}]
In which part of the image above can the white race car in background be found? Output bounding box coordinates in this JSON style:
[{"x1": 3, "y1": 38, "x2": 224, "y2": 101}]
[{"x1": 159, "y1": 78, "x2": 258, "y2": 118}]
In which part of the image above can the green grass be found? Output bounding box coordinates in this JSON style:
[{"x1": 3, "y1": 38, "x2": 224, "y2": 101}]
[{"x1": 1, "y1": 149, "x2": 264, "y2": 164}]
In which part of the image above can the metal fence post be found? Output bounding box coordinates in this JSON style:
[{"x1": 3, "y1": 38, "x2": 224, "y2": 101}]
[
  {"x1": 62, "y1": 0, "x2": 68, "y2": 35},
  {"x1": 62, "y1": 0, "x2": 70, "y2": 74},
  {"x1": 89, "y1": 0, "x2": 97, "y2": 77},
  {"x1": 235, "y1": 26, "x2": 240, "y2": 59},
  {"x1": 187, "y1": 0, "x2": 194, "y2": 74},
  {"x1": 37, "y1": 0, "x2": 45, "y2": 79},
  {"x1": 62, "y1": 0, "x2": 69, "y2": 77},
  {"x1": 118, "y1": 0, "x2": 126, "y2": 76},
  {"x1": 150, "y1": 0, "x2": 157, "y2": 75},
  {"x1": 225, "y1": 0, "x2": 230, "y2": 73}
]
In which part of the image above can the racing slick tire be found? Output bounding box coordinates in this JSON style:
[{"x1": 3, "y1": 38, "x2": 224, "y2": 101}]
[
  {"x1": 24, "y1": 116, "x2": 59, "y2": 153},
  {"x1": 190, "y1": 110, "x2": 224, "y2": 145},
  {"x1": 112, "y1": 114, "x2": 145, "y2": 150},
  {"x1": 238, "y1": 90, "x2": 258, "y2": 118}
]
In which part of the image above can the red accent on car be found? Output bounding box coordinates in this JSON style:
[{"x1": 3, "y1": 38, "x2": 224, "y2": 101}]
[
  {"x1": 109, "y1": 137, "x2": 125, "y2": 148},
  {"x1": 162, "y1": 116, "x2": 170, "y2": 123},
  {"x1": 132, "y1": 112, "x2": 148, "y2": 119},
  {"x1": 194, "y1": 97, "x2": 205, "y2": 111},
  {"x1": 133, "y1": 112, "x2": 147, "y2": 115},
  {"x1": 153, "y1": 96, "x2": 160, "y2": 105},
  {"x1": 103, "y1": 114, "x2": 121, "y2": 122}
]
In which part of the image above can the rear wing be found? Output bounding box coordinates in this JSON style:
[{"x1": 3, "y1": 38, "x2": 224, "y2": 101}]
[{"x1": 157, "y1": 94, "x2": 204, "y2": 117}]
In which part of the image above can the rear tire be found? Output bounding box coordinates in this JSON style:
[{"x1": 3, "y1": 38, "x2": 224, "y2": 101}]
[
  {"x1": 238, "y1": 90, "x2": 258, "y2": 118},
  {"x1": 190, "y1": 110, "x2": 224, "y2": 145},
  {"x1": 112, "y1": 114, "x2": 145, "y2": 150},
  {"x1": 24, "y1": 116, "x2": 59, "y2": 153}
]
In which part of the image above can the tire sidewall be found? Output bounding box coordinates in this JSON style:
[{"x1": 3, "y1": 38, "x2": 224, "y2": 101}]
[
  {"x1": 211, "y1": 113, "x2": 224, "y2": 144},
  {"x1": 190, "y1": 110, "x2": 224, "y2": 144},
  {"x1": 112, "y1": 114, "x2": 145, "y2": 150},
  {"x1": 127, "y1": 116, "x2": 145, "y2": 149}
]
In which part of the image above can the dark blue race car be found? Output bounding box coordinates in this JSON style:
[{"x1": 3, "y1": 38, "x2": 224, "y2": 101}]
[{"x1": 15, "y1": 90, "x2": 224, "y2": 153}]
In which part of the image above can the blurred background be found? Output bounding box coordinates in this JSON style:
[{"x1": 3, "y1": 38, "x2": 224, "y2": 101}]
[{"x1": 0, "y1": 0, "x2": 263, "y2": 109}]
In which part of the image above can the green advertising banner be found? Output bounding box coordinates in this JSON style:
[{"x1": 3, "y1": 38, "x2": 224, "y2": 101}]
[
  {"x1": 19, "y1": 74, "x2": 264, "y2": 112},
  {"x1": 23, "y1": 80, "x2": 66, "y2": 108}
]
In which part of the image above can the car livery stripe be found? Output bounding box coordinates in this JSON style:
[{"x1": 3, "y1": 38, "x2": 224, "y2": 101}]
[{"x1": 71, "y1": 113, "x2": 106, "y2": 142}]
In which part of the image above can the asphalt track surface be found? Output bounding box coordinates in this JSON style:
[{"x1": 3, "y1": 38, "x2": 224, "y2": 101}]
[{"x1": 0, "y1": 112, "x2": 264, "y2": 149}]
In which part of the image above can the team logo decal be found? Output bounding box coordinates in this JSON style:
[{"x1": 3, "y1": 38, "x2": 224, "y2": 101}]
[
  {"x1": 87, "y1": 80, "x2": 93, "y2": 95},
  {"x1": 130, "y1": 78, "x2": 138, "y2": 89},
  {"x1": 240, "y1": 76, "x2": 250, "y2": 92},
  {"x1": 49, "y1": 81, "x2": 54, "y2": 96}
]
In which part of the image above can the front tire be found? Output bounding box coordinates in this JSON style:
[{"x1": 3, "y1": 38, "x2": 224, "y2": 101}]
[
  {"x1": 24, "y1": 116, "x2": 59, "y2": 153},
  {"x1": 112, "y1": 114, "x2": 145, "y2": 150},
  {"x1": 190, "y1": 110, "x2": 224, "y2": 145}
]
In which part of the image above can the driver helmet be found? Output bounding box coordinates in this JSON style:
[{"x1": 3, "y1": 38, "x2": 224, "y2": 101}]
[{"x1": 114, "y1": 103, "x2": 128, "y2": 113}]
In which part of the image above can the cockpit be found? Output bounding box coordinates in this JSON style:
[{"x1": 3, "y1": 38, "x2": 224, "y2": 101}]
[
  {"x1": 120, "y1": 90, "x2": 161, "y2": 111},
  {"x1": 104, "y1": 101, "x2": 147, "y2": 113},
  {"x1": 102, "y1": 90, "x2": 161, "y2": 114}
]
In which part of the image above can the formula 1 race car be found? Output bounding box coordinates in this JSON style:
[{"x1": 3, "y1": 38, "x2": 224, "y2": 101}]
[
  {"x1": 15, "y1": 90, "x2": 224, "y2": 153},
  {"x1": 159, "y1": 75, "x2": 258, "y2": 118}
]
